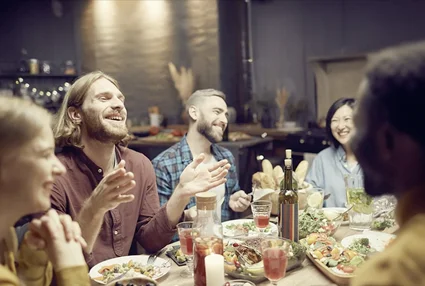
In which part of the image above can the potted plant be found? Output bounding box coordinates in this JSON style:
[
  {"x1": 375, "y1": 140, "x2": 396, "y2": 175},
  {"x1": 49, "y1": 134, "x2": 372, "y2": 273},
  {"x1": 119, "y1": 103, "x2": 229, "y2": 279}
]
[{"x1": 284, "y1": 96, "x2": 308, "y2": 128}]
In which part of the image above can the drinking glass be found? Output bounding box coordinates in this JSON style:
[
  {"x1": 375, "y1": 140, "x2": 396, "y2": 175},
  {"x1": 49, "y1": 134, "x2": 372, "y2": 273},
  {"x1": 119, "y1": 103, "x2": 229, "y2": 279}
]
[
  {"x1": 251, "y1": 200, "x2": 272, "y2": 236},
  {"x1": 260, "y1": 238, "x2": 291, "y2": 285},
  {"x1": 177, "y1": 221, "x2": 195, "y2": 277},
  {"x1": 344, "y1": 174, "x2": 373, "y2": 230}
]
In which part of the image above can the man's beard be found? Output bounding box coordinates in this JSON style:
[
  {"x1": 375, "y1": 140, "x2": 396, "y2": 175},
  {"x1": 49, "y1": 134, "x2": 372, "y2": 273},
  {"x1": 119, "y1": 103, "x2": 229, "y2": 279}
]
[
  {"x1": 197, "y1": 116, "x2": 222, "y2": 144},
  {"x1": 82, "y1": 111, "x2": 128, "y2": 144}
]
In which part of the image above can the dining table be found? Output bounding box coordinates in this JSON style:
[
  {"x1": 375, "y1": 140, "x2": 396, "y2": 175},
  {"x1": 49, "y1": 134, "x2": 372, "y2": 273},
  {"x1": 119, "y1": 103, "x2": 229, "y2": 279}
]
[{"x1": 152, "y1": 225, "x2": 362, "y2": 286}]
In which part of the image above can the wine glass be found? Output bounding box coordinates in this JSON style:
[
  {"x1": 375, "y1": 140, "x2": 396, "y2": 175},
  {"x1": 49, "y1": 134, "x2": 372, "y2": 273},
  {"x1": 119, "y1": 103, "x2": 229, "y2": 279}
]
[
  {"x1": 251, "y1": 200, "x2": 272, "y2": 236},
  {"x1": 261, "y1": 238, "x2": 291, "y2": 285},
  {"x1": 177, "y1": 221, "x2": 195, "y2": 277}
]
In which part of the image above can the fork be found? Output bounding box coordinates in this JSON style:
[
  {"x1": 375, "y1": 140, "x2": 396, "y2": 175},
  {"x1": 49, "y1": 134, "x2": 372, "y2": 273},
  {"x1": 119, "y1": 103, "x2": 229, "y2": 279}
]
[
  {"x1": 107, "y1": 269, "x2": 130, "y2": 285},
  {"x1": 147, "y1": 247, "x2": 167, "y2": 265}
]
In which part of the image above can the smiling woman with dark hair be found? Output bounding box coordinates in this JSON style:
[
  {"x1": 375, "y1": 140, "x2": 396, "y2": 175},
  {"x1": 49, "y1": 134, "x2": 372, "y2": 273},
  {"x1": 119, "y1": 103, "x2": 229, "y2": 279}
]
[{"x1": 305, "y1": 97, "x2": 362, "y2": 207}]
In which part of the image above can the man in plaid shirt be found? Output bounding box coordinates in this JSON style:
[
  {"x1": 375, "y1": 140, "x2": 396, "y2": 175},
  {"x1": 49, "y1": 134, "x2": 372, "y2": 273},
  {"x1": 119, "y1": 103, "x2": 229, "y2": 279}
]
[{"x1": 152, "y1": 89, "x2": 251, "y2": 224}]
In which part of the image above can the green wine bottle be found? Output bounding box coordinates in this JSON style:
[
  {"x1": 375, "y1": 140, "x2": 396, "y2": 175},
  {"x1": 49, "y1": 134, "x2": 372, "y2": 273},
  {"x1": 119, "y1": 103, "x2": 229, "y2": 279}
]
[{"x1": 278, "y1": 158, "x2": 299, "y2": 242}]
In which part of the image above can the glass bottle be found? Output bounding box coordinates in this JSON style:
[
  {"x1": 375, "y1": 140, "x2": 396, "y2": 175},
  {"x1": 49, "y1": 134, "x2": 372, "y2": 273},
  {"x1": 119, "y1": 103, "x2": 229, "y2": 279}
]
[
  {"x1": 278, "y1": 158, "x2": 299, "y2": 242},
  {"x1": 285, "y1": 149, "x2": 298, "y2": 190},
  {"x1": 193, "y1": 192, "x2": 224, "y2": 286}
]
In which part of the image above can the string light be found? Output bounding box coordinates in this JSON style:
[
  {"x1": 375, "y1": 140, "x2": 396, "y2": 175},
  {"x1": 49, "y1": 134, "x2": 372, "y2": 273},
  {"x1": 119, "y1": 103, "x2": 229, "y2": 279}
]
[{"x1": 15, "y1": 78, "x2": 70, "y2": 95}]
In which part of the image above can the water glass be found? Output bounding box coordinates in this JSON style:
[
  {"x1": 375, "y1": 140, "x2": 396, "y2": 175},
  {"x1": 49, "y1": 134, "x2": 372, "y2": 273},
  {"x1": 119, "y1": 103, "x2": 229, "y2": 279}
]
[
  {"x1": 251, "y1": 200, "x2": 272, "y2": 236},
  {"x1": 260, "y1": 238, "x2": 291, "y2": 285},
  {"x1": 344, "y1": 174, "x2": 373, "y2": 230},
  {"x1": 177, "y1": 221, "x2": 195, "y2": 277}
]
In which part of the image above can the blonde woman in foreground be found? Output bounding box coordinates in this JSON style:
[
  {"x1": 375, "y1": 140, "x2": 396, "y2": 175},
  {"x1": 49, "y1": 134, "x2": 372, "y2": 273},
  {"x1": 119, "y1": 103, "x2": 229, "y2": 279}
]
[{"x1": 0, "y1": 96, "x2": 89, "y2": 285}]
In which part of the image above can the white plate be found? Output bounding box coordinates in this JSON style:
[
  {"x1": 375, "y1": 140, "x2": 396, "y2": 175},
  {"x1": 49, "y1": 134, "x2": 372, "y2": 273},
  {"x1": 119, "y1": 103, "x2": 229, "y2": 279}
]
[
  {"x1": 323, "y1": 207, "x2": 349, "y2": 225},
  {"x1": 222, "y1": 219, "x2": 278, "y2": 237},
  {"x1": 89, "y1": 255, "x2": 171, "y2": 284},
  {"x1": 341, "y1": 231, "x2": 396, "y2": 252}
]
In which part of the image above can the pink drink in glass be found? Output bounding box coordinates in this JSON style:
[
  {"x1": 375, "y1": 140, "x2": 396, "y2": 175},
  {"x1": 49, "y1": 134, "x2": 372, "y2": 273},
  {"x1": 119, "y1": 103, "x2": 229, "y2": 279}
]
[
  {"x1": 263, "y1": 248, "x2": 288, "y2": 281},
  {"x1": 254, "y1": 214, "x2": 270, "y2": 228},
  {"x1": 179, "y1": 229, "x2": 194, "y2": 256}
]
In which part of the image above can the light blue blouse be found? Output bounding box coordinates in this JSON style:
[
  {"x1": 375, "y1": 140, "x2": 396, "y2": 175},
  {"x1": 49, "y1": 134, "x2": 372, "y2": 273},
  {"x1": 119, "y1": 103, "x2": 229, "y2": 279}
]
[{"x1": 305, "y1": 146, "x2": 363, "y2": 207}]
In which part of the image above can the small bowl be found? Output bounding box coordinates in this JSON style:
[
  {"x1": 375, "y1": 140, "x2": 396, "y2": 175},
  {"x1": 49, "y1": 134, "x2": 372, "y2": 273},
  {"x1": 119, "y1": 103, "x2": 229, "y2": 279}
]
[
  {"x1": 322, "y1": 209, "x2": 343, "y2": 236},
  {"x1": 325, "y1": 218, "x2": 342, "y2": 236}
]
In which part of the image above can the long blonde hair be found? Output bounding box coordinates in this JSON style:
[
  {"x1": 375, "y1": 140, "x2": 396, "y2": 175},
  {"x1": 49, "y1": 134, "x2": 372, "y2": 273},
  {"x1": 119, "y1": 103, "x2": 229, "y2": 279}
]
[
  {"x1": 0, "y1": 97, "x2": 51, "y2": 161},
  {"x1": 53, "y1": 71, "x2": 131, "y2": 148}
]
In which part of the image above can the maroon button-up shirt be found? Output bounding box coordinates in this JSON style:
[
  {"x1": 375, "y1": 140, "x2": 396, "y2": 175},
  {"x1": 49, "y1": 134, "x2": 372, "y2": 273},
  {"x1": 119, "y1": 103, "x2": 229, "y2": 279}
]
[{"x1": 51, "y1": 145, "x2": 176, "y2": 268}]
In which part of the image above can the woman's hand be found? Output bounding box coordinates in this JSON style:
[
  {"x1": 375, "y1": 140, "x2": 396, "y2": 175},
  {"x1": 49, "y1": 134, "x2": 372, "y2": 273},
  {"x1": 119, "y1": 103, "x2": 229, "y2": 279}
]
[
  {"x1": 27, "y1": 210, "x2": 87, "y2": 251},
  {"x1": 26, "y1": 209, "x2": 87, "y2": 271}
]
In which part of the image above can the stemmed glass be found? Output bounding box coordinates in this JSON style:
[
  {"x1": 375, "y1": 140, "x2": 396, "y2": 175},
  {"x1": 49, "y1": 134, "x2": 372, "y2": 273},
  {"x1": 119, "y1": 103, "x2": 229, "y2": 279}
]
[
  {"x1": 251, "y1": 200, "x2": 272, "y2": 236},
  {"x1": 177, "y1": 221, "x2": 195, "y2": 277},
  {"x1": 261, "y1": 238, "x2": 290, "y2": 285}
]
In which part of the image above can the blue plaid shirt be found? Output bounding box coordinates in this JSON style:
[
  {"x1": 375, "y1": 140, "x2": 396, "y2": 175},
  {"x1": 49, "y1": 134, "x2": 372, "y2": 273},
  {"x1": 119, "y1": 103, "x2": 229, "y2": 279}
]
[{"x1": 152, "y1": 136, "x2": 241, "y2": 223}]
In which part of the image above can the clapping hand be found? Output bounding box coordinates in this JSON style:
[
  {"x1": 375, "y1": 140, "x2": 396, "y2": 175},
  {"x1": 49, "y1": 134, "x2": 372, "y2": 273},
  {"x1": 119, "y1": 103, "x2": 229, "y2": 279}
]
[
  {"x1": 89, "y1": 160, "x2": 136, "y2": 213},
  {"x1": 27, "y1": 210, "x2": 86, "y2": 250},
  {"x1": 177, "y1": 153, "x2": 230, "y2": 198},
  {"x1": 26, "y1": 209, "x2": 87, "y2": 270}
]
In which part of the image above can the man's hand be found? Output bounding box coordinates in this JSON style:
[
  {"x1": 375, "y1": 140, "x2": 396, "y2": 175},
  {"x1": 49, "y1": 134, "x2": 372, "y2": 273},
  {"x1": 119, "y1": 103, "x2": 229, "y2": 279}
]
[
  {"x1": 166, "y1": 153, "x2": 230, "y2": 226},
  {"x1": 177, "y1": 153, "x2": 230, "y2": 199},
  {"x1": 229, "y1": 190, "x2": 252, "y2": 212},
  {"x1": 88, "y1": 160, "x2": 136, "y2": 213}
]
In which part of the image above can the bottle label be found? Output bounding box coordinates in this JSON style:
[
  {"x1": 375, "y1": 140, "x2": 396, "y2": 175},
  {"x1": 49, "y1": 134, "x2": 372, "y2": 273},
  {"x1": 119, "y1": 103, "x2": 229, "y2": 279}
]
[{"x1": 279, "y1": 203, "x2": 299, "y2": 242}]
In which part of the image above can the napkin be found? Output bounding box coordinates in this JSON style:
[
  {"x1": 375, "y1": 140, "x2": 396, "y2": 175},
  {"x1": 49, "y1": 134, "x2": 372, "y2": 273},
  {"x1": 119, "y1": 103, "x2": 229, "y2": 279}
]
[{"x1": 253, "y1": 188, "x2": 275, "y2": 202}]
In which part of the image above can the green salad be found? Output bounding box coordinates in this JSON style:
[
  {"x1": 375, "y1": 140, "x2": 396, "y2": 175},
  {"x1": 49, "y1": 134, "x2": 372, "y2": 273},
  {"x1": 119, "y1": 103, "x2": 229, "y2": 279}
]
[
  {"x1": 225, "y1": 221, "x2": 271, "y2": 235},
  {"x1": 348, "y1": 238, "x2": 376, "y2": 255},
  {"x1": 371, "y1": 218, "x2": 395, "y2": 231},
  {"x1": 299, "y1": 208, "x2": 333, "y2": 239}
]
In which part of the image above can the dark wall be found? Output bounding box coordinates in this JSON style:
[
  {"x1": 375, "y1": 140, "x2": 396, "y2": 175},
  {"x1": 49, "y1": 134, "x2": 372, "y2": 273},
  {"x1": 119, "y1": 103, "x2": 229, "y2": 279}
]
[
  {"x1": 80, "y1": 0, "x2": 220, "y2": 124},
  {"x1": 4, "y1": 0, "x2": 425, "y2": 125},
  {"x1": 251, "y1": 0, "x2": 425, "y2": 123},
  {"x1": 0, "y1": 0, "x2": 80, "y2": 73},
  {"x1": 0, "y1": 0, "x2": 220, "y2": 124},
  {"x1": 218, "y1": 0, "x2": 253, "y2": 122}
]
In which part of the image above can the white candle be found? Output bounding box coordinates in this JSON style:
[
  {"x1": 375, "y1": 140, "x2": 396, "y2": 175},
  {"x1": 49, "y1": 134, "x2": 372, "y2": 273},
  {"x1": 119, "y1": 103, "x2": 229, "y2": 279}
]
[{"x1": 205, "y1": 253, "x2": 225, "y2": 286}]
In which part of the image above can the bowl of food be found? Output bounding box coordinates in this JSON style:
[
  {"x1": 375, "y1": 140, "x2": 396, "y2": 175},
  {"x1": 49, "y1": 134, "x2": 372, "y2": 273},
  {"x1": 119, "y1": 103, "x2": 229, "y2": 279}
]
[
  {"x1": 299, "y1": 208, "x2": 342, "y2": 239},
  {"x1": 106, "y1": 276, "x2": 157, "y2": 286},
  {"x1": 223, "y1": 280, "x2": 256, "y2": 286},
  {"x1": 223, "y1": 237, "x2": 306, "y2": 283}
]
